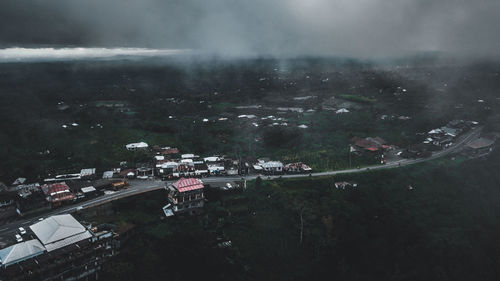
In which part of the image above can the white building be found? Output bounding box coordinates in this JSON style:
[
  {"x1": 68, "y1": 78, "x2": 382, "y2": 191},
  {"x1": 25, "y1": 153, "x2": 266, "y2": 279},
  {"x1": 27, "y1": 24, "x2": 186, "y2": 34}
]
[
  {"x1": 261, "y1": 161, "x2": 284, "y2": 174},
  {"x1": 208, "y1": 164, "x2": 225, "y2": 174},
  {"x1": 159, "y1": 162, "x2": 179, "y2": 169},
  {"x1": 203, "y1": 156, "x2": 221, "y2": 163},
  {"x1": 80, "y1": 168, "x2": 96, "y2": 178},
  {"x1": 29, "y1": 214, "x2": 93, "y2": 252},
  {"x1": 125, "y1": 142, "x2": 149, "y2": 151},
  {"x1": 102, "y1": 171, "x2": 114, "y2": 179}
]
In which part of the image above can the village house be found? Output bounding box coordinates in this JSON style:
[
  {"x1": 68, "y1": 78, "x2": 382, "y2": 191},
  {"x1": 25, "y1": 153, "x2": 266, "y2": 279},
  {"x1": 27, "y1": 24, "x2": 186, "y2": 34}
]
[
  {"x1": 125, "y1": 142, "x2": 149, "y2": 151},
  {"x1": 15, "y1": 183, "x2": 41, "y2": 199},
  {"x1": 161, "y1": 147, "x2": 179, "y2": 155},
  {"x1": 157, "y1": 161, "x2": 179, "y2": 178},
  {"x1": 284, "y1": 162, "x2": 312, "y2": 173},
  {"x1": 16, "y1": 185, "x2": 48, "y2": 215},
  {"x1": 260, "y1": 161, "x2": 284, "y2": 175},
  {"x1": 166, "y1": 178, "x2": 205, "y2": 215},
  {"x1": 43, "y1": 173, "x2": 81, "y2": 183},
  {"x1": 194, "y1": 163, "x2": 209, "y2": 176},
  {"x1": 119, "y1": 169, "x2": 136, "y2": 179},
  {"x1": 208, "y1": 164, "x2": 225, "y2": 175},
  {"x1": 181, "y1": 153, "x2": 196, "y2": 159},
  {"x1": 440, "y1": 126, "x2": 460, "y2": 138},
  {"x1": 102, "y1": 171, "x2": 115, "y2": 179},
  {"x1": 204, "y1": 156, "x2": 221, "y2": 163},
  {"x1": 11, "y1": 178, "x2": 26, "y2": 186},
  {"x1": 351, "y1": 136, "x2": 388, "y2": 153},
  {"x1": 136, "y1": 163, "x2": 154, "y2": 179},
  {"x1": 154, "y1": 155, "x2": 165, "y2": 161},
  {"x1": 223, "y1": 159, "x2": 241, "y2": 176},
  {"x1": 80, "y1": 168, "x2": 96, "y2": 179},
  {"x1": 174, "y1": 163, "x2": 196, "y2": 177},
  {"x1": 41, "y1": 183, "x2": 75, "y2": 207}
]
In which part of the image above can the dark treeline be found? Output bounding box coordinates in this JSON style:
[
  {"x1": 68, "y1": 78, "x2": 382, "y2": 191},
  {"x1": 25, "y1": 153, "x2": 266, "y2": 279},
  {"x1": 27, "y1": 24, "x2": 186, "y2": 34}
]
[{"x1": 89, "y1": 148, "x2": 500, "y2": 281}]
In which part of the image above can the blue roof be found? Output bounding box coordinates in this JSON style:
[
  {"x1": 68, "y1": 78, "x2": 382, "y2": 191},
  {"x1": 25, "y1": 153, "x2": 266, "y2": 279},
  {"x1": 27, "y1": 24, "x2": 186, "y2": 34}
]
[{"x1": 0, "y1": 240, "x2": 45, "y2": 267}]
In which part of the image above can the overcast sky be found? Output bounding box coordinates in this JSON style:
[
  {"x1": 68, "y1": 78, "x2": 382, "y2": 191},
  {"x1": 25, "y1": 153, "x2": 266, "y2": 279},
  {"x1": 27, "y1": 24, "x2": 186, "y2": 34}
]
[{"x1": 1, "y1": 0, "x2": 499, "y2": 58}]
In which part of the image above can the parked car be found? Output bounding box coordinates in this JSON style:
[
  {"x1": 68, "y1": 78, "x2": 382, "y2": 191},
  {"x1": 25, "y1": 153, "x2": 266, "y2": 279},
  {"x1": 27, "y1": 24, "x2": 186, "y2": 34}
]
[
  {"x1": 15, "y1": 234, "x2": 23, "y2": 242},
  {"x1": 18, "y1": 227, "x2": 26, "y2": 235}
]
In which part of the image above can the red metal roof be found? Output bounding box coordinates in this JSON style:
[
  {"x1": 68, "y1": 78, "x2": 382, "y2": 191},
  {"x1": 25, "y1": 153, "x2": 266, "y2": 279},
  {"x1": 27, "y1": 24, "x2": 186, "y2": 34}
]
[
  {"x1": 172, "y1": 178, "x2": 204, "y2": 192},
  {"x1": 161, "y1": 148, "x2": 179, "y2": 155},
  {"x1": 352, "y1": 136, "x2": 387, "y2": 151},
  {"x1": 44, "y1": 183, "x2": 75, "y2": 202},
  {"x1": 46, "y1": 183, "x2": 70, "y2": 196}
]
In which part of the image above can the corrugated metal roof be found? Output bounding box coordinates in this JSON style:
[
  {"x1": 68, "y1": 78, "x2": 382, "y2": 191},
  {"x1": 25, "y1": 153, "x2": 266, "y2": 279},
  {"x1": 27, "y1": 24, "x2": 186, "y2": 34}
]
[
  {"x1": 0, "y1": 240, "x2": 45, "y2": 267},
  {"x1": 261, "y1": 161, "x2": 283, "y2": 168},
  {"x1": 46, "y1": 183, "x2": 70, "y2": 196},
  {"x1": 43, "y1": 231, "x2": 92, "y2": 252},
  {"x1": 80, "y1": 168, "x2": 96, "y2": 176},
  {"x1": 172, "y1": 178, "x2": 204, "y2": 192},
  {"x1": 81, "y1": 186, "x2": 96, "y2": 193},
  {"x1": 103, "y1": 171, "x2": 114, "y2": 179},
  {"x1": 30, "y1": 214, "x2": 89, "y2": 246}
]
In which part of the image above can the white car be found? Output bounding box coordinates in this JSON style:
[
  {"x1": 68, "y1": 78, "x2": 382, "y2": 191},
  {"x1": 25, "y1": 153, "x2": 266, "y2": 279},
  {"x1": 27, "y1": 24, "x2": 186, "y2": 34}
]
[
  {"x1": 226, "y1": 183, "x2": 232, "y2": 189},
  {"x1": 15, "y1": 234, "x2": 23, "y2": 243},
  {"x1": 18, "y1": 227, "x2": 26, "y2": 235}
]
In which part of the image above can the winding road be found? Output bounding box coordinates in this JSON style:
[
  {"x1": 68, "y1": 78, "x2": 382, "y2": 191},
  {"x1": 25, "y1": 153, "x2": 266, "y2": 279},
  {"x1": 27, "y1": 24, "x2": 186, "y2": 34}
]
[{"x1": 0, "y1": 126, "x2": 483, "y2": 239}]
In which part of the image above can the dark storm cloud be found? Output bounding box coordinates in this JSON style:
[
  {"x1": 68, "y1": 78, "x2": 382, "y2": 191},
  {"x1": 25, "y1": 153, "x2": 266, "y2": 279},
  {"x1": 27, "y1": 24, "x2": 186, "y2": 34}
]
[{"x1": 0, "y1": 0, "x2": 499, "y2": 58}]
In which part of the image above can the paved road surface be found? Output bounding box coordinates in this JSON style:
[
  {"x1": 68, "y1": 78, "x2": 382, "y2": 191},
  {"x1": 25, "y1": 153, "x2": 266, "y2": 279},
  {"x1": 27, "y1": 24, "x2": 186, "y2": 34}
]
[{"x1": 0, "y1": 126, "x2": 482, "y2": 239}]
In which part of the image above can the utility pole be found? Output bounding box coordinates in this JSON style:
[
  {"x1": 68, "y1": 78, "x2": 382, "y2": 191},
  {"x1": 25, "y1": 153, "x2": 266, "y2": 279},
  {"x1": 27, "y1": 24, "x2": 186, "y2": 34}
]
[{"x1": 349, "y1": 145, "x2": 352, "y2": 169}]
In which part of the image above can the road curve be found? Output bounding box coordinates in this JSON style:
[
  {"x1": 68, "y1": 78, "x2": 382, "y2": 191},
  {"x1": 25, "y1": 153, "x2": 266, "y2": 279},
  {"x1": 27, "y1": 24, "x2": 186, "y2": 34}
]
[{"x1": 0, "y1": 126, "x2": 482, "y2": 238}]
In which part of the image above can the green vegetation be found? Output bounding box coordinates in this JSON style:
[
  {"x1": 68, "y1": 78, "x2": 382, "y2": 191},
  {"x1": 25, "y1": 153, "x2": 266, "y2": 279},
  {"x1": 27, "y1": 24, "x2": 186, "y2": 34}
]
[
  {"x1": 78, "y1": 148, "x2": 500, "y2": 281},
  {"x1": 213, "y1": 102, "x2": 235, "y2": 111},
  {"x1": 0, "y1": 59, "x2": 498, "y2": 184}
]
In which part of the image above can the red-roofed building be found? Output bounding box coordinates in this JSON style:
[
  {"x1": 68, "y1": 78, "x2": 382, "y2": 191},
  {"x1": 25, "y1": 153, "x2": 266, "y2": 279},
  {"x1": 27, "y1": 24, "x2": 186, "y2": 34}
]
[
  {"x1": 166, "y1": 178, "x2": 205, "y2": 214},
  {"x1": 41, "y1": 182, "x2": 75, "y2": 206},
  {"x1": 352, "y1": 136, "x2": 388, "y2": 152},
  {"x1": 161, "y1": 148, "x2": 180, "y2": 155}
]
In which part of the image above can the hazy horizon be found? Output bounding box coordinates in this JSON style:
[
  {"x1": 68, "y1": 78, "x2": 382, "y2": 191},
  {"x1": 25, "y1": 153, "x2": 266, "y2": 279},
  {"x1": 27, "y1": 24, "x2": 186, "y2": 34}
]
[{"x1": 1, "y1": 0, "x2": 499, "y2": 59}]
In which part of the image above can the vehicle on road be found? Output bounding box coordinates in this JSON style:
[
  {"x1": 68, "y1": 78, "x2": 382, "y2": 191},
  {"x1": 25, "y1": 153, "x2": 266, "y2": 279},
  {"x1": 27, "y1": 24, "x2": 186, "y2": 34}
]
[
  {"x1": 15, "y1": 234, "x2": 23, "y2": 242},
  {"x1": 18, "y1": 227, "x2": 26, "y2": 235}
]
